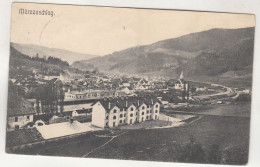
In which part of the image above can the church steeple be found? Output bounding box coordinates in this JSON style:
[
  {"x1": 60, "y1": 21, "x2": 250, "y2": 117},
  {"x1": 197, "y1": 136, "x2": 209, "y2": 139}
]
[{"x1": 180, "y1": 71, "x2": 184, "y2": 79}]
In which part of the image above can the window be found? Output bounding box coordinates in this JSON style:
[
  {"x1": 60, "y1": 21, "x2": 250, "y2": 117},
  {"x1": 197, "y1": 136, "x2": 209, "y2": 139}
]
[
  {"x1": 15, "y1": 117, "x2": 18, "y2": 122},
  {"x1": 130, "y1": 113, "x2": 133, "y2": 117},
  {"x1": 130, "y1": 107, "x2": 134, "y2": 111},
  {"x1": 142, "y1": 106, "x2": 145, "y2": 110},
  {"x1": 146, "y1": 116, "x2": 149, "y2": 119},
  {"x1": 113, "y1": 116, "x2": 116, "y2": 120},
  {"x1": 106, "y1": 122, "x2": 108, "y2": 127},
  {"x1": 147, "y1": 111, "x2": 149, "y2": 114},
  {"x1": 113, "y1": 109, "x2": 117, "y2": 113},
  {"x1": 106, "y1": 116, "x2": 109, "y2": 120},
  {"x1": 15, "y1": 125, "x2": 19, "y2": 130},
  {"x1": 124, "y1": 114, "x2": 126, "y2": 117},
  {"x1": 26, "y1": 116, "x2": 30, "y2": 120},
  {"x1": 120, "y1": 120, "x2": 122, "y2": 123},
  {"x1": 136, "y1": 112, "x2": 138, "y2": 115},
  {"x1": 142, "y1": 112, "x2": 144, "y2": 115},
  {"x1": 155, "y1": 104, "x2": 159, "y2": 108},
  {"x1": 155, "y1": 110, "x2": 158, "y2": 113},
  {"x1": 120, "y1": 114, "x2": 123, "y2": 118}
]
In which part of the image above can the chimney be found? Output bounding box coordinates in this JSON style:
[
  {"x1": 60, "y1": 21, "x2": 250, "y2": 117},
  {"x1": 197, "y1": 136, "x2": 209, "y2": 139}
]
[
  {"x1": 151, "y1": 99, "x2": 154, "y2": 105},
  {"x1": 70, "y1": 118, "x2": 74, "y2": 123},
  {"x1": 137, "y1": 100, "x2": 140, "y2": 106},
  {"x1": 108, "y1": 102, "x2": 111, "y2": 109},
  {"x1": 126, "y1": 101, "x2": 128, "y2": 107}
]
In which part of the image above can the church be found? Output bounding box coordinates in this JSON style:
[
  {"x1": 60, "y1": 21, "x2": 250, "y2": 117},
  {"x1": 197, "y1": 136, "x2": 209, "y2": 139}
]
[{"x1": 174, "y1": 71, "x2": 189, "y2": 100}]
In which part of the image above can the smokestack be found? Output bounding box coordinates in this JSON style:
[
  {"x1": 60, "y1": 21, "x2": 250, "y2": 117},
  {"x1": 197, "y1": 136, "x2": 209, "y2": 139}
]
[{"x1": 108, "y1": 102, "x2": 111, "y2": 109}]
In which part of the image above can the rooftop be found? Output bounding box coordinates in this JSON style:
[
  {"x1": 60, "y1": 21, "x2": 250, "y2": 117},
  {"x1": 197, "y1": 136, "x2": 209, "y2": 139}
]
[
  {"x1": 96, "y1": 96, "x2": 160, "y2": 110},
  {"x1": 7, "y1": 98, "x2": 35, "y2": 116},
  {"x1": 6, "y1": 128, "x2": 44, "y2": 147}
]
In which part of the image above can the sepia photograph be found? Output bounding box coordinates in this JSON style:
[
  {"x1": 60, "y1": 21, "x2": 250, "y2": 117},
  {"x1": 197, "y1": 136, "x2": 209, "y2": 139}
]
[{"x1": 5, "y1": 2, "x2": 255, "y2": 165}]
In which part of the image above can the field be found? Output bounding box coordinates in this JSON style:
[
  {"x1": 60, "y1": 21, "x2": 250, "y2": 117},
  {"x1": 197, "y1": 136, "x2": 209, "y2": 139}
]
[
  {"x1": 87, "y1": 115, "x2": 250, "y2": 164},
  {"x1": 13, "y1": 102, "x2": 251, "y2": 165},
  {"x1": 188, "y1": 74, "x2": 253, "y2": 89},
  {"x1": 168, "y1": 102, "x2": 251, "y2": 117}
]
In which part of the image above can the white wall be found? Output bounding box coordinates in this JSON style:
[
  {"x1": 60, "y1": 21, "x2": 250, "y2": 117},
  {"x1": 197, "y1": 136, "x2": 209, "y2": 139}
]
[
  {"x1": 91, "y1": 102, "x2": 106, "y2": 128},
  {"x1": 152, "y1": 102, "x2": 160, "y2": 120},
  {"x1": 7, "y1": 114, "x2": 33, "y2": 131},
  {"x1": 108, "y1": 106, "x2": 120, "y2": 128},
  {"x1": 126, "y1": 104, "x2": 136, "y2": 124},
  {"x1": 138, "y1": 103, "x2": 147, "y2": 122}
]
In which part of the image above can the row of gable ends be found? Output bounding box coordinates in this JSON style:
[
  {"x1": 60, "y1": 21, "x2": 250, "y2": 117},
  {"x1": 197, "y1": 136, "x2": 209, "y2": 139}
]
[{"x1": 93, "y1": 96, "x2": 160, "y2": 111}]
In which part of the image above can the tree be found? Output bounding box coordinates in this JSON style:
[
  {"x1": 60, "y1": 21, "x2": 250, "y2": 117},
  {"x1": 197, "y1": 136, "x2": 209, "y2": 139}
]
[
  {"x1": 36, "y1": 98, "x2": 40, "y2": 114},
  {"x1": 206, "y1": 144, "x2": 222, "y2": 164},
  {"x1": 35, "y1": 80, "x2": 61, "y2": 115},
  {"x1": 176, "y1": 137, "x2": 205, "y2": 163}
]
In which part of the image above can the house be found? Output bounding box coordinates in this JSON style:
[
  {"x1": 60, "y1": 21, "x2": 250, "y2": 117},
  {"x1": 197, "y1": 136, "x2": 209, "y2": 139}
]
[
  {"x1": 64, "y1": 89, "x2": 126, "y2": 101},
  {"x1": 7, "y1": 100, "x2": 35, "y2": 131},
  {"x1": 91, "y1": 96, "x2": 160, "y2": 128},
  {"x1": 43, "y1": 74, "x2": 60, "y2": 81},
  {"x1": 121, "y1": 82, "x2": 131, "y2": 87},
  {"x1": 135, "y1": 79, "x2": 150, "y2": 90},
  {"x1": 120, "y1": 87, "x2": 134, "y2": 95}
]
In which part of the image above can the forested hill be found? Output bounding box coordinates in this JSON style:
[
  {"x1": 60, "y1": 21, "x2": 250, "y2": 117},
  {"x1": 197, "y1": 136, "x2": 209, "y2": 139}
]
[
  {"x1": 9, "y1": 45, "x2": 69, "y2": 68},
  {"x1": 11, "y1": 42, "x2": 98, "y2": 65},
  {"x1": 72, "y1": 27, "x2": 255, "y2": 78}
]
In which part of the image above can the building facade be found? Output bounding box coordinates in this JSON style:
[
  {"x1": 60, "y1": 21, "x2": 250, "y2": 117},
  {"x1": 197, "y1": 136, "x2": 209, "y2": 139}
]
[
  {"x1": 64, "y1": 89, "x2": 126, "y2": 101},
  {"x1": 7, "y1": 114, "x2": 34, "y2": 131},
  {"x1": 92, "y1": 96, "x2": 160, "y2": 128}
]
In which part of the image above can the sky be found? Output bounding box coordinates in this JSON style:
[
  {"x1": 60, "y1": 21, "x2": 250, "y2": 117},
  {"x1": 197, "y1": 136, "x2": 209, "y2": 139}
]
[{"x1": 11, "y1": 3, "x2": 255, "y2": 56}]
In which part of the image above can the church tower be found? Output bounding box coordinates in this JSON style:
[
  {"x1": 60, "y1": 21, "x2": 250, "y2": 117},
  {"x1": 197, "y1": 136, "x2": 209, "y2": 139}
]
[{"x1": 180, "y1": 71, "x2": 184, "y2": 79}]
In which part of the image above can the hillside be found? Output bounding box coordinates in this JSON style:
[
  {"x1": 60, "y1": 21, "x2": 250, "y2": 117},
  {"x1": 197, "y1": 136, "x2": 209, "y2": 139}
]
[
  {"x1": 72, "y1": 27, "x2": 255, "y2": 77},
  {"x1": 9, "y1": 45, "x2": 69, "y2": 77},
  {"x1": 11, "y1": 43, "x2": 98, "y2": 65},
  {"x1": 185, "y1": 38, "x2": 254, "y2": 76}
]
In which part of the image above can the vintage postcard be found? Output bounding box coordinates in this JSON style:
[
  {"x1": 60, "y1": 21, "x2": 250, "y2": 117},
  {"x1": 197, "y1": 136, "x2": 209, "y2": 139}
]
[{"x1": 6, "y1": 2, "x2": 255, "y2": 165}]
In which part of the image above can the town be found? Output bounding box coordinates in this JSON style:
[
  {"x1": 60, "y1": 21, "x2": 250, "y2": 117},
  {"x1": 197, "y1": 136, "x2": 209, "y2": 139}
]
[
  {"x1": 7, "y1": 60, "x2": 251, "y2": 147},
  {"x1": 6, "y1": 7, "x2": 254, "y2": 164}
]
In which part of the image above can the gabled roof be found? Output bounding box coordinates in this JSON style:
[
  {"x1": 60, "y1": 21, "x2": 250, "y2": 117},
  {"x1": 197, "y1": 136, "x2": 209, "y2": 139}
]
[
  {"x1": 94, "y1": 96, "x2": 160, "y2": 111},
  {"x1": 7, "y1": 98, "x2": 35, "y2": 117}
]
